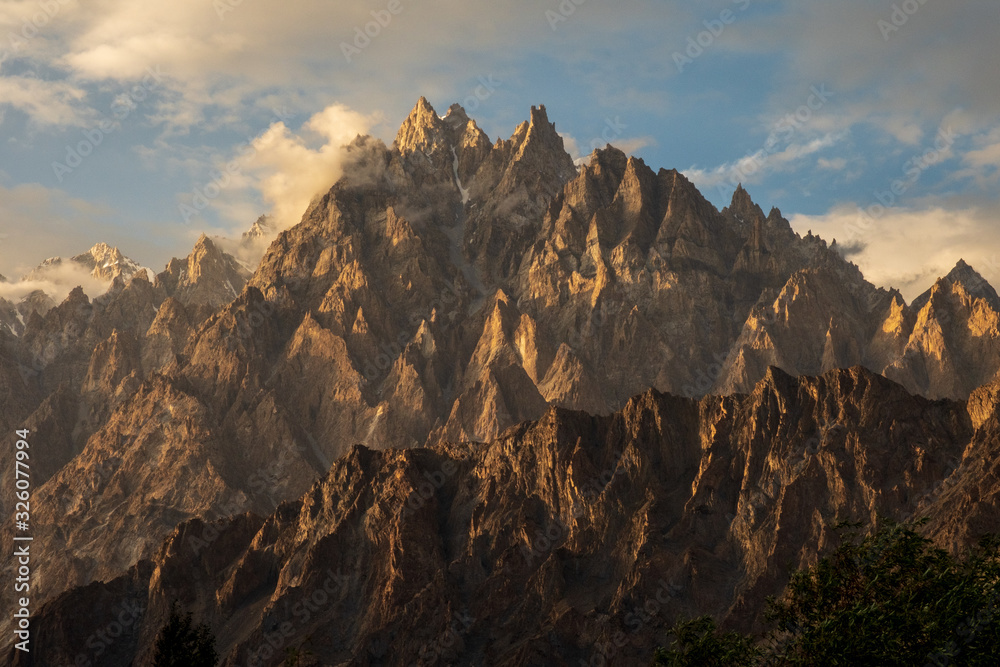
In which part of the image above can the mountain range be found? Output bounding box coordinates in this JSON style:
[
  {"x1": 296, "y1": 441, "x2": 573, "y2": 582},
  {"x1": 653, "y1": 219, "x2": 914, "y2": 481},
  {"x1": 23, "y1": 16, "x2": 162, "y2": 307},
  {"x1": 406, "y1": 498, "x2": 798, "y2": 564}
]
[{"x1": 2, "y1": 98, "x2": 1000, "y2": 665}]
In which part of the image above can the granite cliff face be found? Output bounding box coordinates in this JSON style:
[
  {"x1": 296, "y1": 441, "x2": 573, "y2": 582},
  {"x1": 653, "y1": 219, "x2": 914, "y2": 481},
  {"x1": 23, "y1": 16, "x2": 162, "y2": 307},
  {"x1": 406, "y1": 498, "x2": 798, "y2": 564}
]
[
  {"x1": 0, "y1": 243, "x2": 143, "y2": 336},
  {"x1": 22, "y1": 242, "x2": 143, "y2": 285},
  {"x1": 0, "y1": 234, "x2": 253, "y2": 558},
  {"x1": 11, "y1": 365, "x2": 1000, "y2": 666},
  {"x1": 2, "y1": 99, "x2": 1000, "y2": 664}
]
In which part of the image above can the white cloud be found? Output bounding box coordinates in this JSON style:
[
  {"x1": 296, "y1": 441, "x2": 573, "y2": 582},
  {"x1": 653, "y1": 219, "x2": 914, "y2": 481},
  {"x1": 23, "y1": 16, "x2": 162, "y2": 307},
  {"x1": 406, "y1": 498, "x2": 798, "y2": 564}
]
[
  {"x1": 684, "y1": 133, "x2": 843, "y2": 190},
  {"x1": 196, "y1": 103, "x2": 380, "y2": 235},
  {"x1": 790, "y1": 203, "x2": 1000, "y2": 302},
  {"x1": 0, "y1": 262, "x2": 108, "y2": 304},
  {"x1": 560, "y1": 132, "x2": 581, "y2": 161},
  {"x1": 0, "y1": 76, "x2": 91, "y2": 127},
  {"x1": 614, "y1": 136, "x2": 657, "y2": 156},
  {"x1": 747, "y1": 0, "x2": 1000, "y2": 144},
  {"x1": 964, "y1": 141, "x2": 1000, "y2": 170},
  {"x1": 0, "y1": 0, "x2": 686, "y2": 139},
  {"x1": 817, "y1": 157, "x2": 847, "y2": 170},
  {"x1": 246, "y1": 103, "x2": 380, "y2": 231},
  {"x1": 0, "y1": 183, "x2": 118, "y2": 279},
  {"x1": 948, "y1": 127, "x2": 1000, "y2": 188}
]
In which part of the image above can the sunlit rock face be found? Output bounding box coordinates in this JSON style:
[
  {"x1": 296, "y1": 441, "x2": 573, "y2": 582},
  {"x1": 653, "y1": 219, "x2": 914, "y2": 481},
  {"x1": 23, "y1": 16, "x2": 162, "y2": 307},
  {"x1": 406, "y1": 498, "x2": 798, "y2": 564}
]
[
  {"x1": 3, "y1": 99, "x2": 1000, "y2": 665},
  {"x1": 13, "y1": 365, "x2": 1000, "y2": 665}
]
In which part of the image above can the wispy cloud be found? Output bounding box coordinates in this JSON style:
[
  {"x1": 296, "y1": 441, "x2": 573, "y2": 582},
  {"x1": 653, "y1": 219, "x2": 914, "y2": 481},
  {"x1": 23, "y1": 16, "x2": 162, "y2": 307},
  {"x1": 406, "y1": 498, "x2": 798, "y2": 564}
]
[
  {"x1": 685, "y1": 133, "x2": 843, "y2": 190},
  {"x1": 244, "y1": 103, "x2": 381, "y2": 230},
  {"x1": 0, "y1": 183, "x2": 125, "y2": 281},
  {"x1": 0, "y1": 76, "x2": 91, "y2": 127},
  {"x1": 791, "y1": 202, "x2": 1000, "y2": 301},
  {"x1": 0, "y1": 262, "x2": 109, "y2": 303},
  {"x1": 0, "y1": 0, "x2": 997, "y2": 290}
]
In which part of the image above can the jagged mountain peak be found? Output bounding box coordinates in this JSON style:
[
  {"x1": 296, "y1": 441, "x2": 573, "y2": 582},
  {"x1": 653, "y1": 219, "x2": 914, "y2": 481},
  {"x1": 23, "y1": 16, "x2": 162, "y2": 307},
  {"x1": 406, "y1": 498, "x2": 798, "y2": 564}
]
[
  {"x1": 944, "y1": 258, "x2": 998, "y2": 298},
  {"x1": 393, "y1": 96, "x2": 448, "y2": 155},
  {"x1": 18, "y1": 355, "x2": 994, "y2": 666},
  {"x1": 660, "y1": 166, "x2": 711, "y2": 205},
  {"x1": 241, "y1": 214, "x2": 274, "y2": 244},
  {"x1": 188, "y1": 234, "x2": 247, "y2": 282},
  {"x1": 442, "y1": 102, "x2": 470, "y2": 125},
  {"x1": 414, "y1": 94, "x2": 434, "y2": 112},
  {"x1": 193, "y1": 232, "x2": 218, "y2": 251},
  {"x1": 528, "y1": 103, "x2": 551, "y2": 127},
  {"x1": 64, "y1": 284, "x2": 89, "y2": 305},
  {"x1": 10, "y1": 99, "x2": 1000, "y2": 667},
  {"x1": 724, "y1": 183, "x2": 765, "y2": 225},
  {"x1": 78, "y1": 241, "x2": 118, "y2": 260},
  {"x1": 21, "y1": 241, "x2": 143, "y2": 287},
  {"x1": 149, "y1": 233, "x2": 252, "y2": 312},
  {"x1": 79, "y1": 243, "x2": 142, "y2": 282},
  {"x1": 911, "y1": 259, "x2": 1000, "y2": 312},
  {"x1": 521, "y1": 104, "x2": 569, "y2": 157},
  {"x1": 593, "y1": 144, "x2": 629, "y2": 171},
  {"x1": 623, "y1": 153, "x2": 653, "y2": 177}
]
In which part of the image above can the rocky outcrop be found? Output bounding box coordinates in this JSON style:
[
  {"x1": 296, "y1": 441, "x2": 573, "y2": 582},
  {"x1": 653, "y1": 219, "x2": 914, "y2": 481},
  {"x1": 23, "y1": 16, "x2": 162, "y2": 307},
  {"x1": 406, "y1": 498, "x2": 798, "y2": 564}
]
[
  {"x1": 3, "y1": 99, "x2": 1000, "y2": 663},
  {"x1": 242, "y1": 214, "x2": 276, "y2": 245},
  {"x1": 720, "y1": 257, "x2": 1000, "y2": 400},
  {"x1": 0, "y1": 291, "x2": 56, "y2": 336},
  {"x1": 154, "y1": 234, "x2": 252, "y2": 316},
  {"x1": 22, "y1": 242, "x2": 143, "y2": 285},
  {"x1": 12, "y1": 365, "x2": 999, "y2": 666}
]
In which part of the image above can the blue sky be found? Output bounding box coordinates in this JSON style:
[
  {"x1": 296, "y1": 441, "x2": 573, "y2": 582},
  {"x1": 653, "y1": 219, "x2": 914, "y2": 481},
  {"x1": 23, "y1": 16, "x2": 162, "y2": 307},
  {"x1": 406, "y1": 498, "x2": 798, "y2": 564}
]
[{"x1": 1, "y1": 0, "x2": 998, "y2": 300}]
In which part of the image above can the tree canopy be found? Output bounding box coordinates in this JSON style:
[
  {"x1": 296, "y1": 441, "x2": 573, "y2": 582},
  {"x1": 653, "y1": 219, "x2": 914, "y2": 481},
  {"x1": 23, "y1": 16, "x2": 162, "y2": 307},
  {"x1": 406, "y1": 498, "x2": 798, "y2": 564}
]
[
  {"x1": 152, "y1": 601, "x2": 219, "y2": 667},
  {"x1": 655, "y1": 521, "x2": 1000, "y2": 666}
]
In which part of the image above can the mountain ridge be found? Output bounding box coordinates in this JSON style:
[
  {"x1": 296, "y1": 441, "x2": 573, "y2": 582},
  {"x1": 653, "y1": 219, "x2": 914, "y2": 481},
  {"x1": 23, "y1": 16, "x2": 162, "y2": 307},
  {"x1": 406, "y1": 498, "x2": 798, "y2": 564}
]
[
  {"x1": 2, "y1": 98, "x2": 999, "y2": 664},
  {"x1": 9, "y1": 364, "x2": 999, "y2": 666}
]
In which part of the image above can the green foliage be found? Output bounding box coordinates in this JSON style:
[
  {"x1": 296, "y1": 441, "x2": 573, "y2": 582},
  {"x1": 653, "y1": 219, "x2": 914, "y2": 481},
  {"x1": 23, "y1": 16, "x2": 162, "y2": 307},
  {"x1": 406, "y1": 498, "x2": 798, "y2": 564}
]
[
  {"x1": 653, "y1": 616, "x2": 759, "y2": 667},
  {"x1": 284, "y1": 644, "x2": 314, "y2": 666},
  {"x1": 153, "y1": 601, "x2": 219, "y2": 667},
  {"x1": 654, "y1": 521, "x2": 1000, "y2": 666}
]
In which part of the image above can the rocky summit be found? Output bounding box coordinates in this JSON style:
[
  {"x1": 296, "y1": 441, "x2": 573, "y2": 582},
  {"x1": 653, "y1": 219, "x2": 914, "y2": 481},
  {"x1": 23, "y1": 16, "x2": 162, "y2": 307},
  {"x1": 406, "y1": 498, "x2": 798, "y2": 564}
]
[{"x1": 2, "y1": 99, "x2": 1000, "y2": 665}]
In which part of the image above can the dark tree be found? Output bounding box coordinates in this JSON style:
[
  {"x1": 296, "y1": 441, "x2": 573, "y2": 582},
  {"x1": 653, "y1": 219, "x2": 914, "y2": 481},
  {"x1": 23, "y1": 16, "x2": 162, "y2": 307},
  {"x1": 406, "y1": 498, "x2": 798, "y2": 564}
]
[
  {"x1": 653, "y1": 615, "x2": 758, "y2": 667},
  {"x1": 152, "y1": 601, "x2": 219, "y2": 667},
  {"x1": 655, "y1": 520, "x2": 1000, "y2": 666}
]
